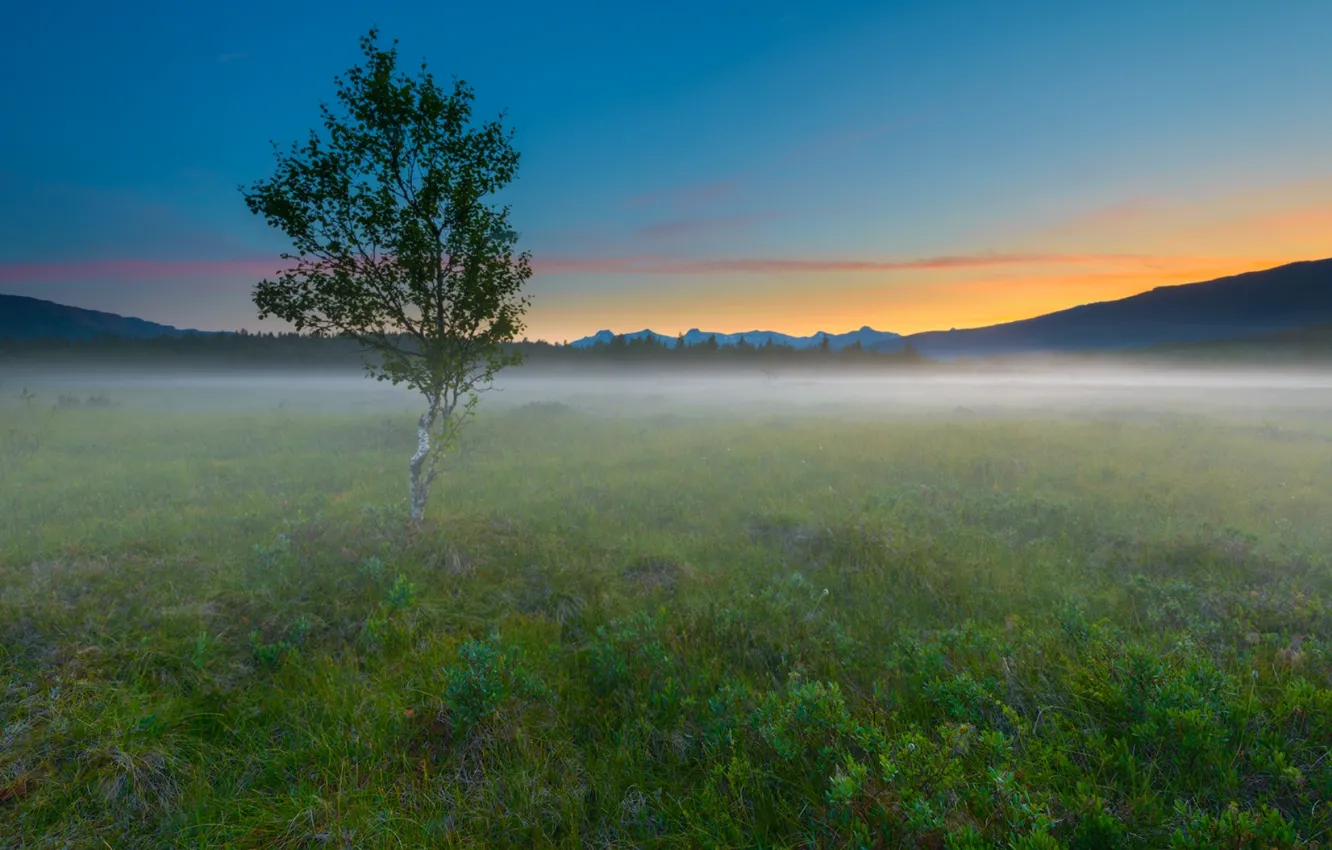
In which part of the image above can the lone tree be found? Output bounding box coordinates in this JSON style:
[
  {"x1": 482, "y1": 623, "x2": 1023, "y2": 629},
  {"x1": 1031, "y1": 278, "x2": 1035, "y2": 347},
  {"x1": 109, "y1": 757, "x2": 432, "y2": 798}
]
[{"x1": 243, "y1": 29, "x2": 532, "y2": 524}]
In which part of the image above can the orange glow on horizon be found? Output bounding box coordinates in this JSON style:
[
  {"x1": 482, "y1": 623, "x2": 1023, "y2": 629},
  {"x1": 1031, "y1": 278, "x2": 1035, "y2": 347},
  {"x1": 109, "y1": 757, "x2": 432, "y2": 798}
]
[
  {"x1": 2, "y1": 178, "x2": 1328, "y2": 341},
  {"x1": 524, "y1": 177, "x2": 1332, "y2": 342},
  {"x1": 522, "y1": 255, "x2": 1292, "y2": 342}
]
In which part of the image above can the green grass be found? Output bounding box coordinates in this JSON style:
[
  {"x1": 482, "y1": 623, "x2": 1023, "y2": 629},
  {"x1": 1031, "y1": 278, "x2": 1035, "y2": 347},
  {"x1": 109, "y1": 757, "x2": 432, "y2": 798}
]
[{"x1": 2, "y1": 394, "x2": 1331, "y2": 847}]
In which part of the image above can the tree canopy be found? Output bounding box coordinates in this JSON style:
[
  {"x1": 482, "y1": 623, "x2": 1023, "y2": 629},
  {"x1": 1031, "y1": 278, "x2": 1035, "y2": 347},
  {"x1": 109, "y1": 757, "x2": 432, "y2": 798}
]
[{"x1": 242, "y1": 29, "x2": 532, "y2": 522}]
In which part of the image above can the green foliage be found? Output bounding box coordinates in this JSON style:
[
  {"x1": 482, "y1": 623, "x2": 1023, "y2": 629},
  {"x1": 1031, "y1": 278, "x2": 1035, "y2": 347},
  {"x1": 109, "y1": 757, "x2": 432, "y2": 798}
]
[
  {"x1": 247, "y1": 629, "x2": 295, "y2": 670},
  {"x1": 3, "y1": 403, "x2": 1332, "y2": 845},
  {"x1": 384, "y1": 573, "x2": 416, "y2": 611},
  {"x1": 441, "y1": 638, "x2": 546, "y2": 740},
  {"x1": 1169, "y1": 802, "x2": 1301, "y2": 849},
  {"x1": 243, "y1": 28, "x2": 530, "y2": 394},
  {"x1": 356, "y1": 554, "x2": 388, "y2": 587}
]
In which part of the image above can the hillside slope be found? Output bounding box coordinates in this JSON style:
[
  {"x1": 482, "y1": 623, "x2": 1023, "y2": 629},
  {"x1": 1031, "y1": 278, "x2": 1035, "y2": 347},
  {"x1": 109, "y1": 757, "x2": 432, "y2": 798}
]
[
  {"x1": 0, "y1": 294, "x2": 217, "y2": 341},
  {"x1": 888, "y1": 258, "x2": 1332, "y2": 359}
]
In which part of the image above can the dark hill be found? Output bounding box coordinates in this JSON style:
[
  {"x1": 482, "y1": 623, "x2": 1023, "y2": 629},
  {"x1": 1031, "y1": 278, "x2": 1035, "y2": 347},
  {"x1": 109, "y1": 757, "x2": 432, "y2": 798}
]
[
  {"x1": 886, "y1": 258, "x2": 1332, "y2": 359},
  {"x1": 0, "y1": 293, "x2": 219, "y2": 341}
]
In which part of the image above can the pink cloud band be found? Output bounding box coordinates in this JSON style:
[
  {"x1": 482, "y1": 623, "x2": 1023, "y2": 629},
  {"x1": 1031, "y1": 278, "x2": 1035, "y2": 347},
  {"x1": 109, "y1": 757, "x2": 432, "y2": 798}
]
[
  {"x1": 0, "y1": 258, "x2": 296, "y2": 285},
  {"x1": 527, "y1": 252, "x2": 1219, "y2": 276},
  {"x1": 0, "y1": 251, "x2": 1243, "y2": 286}
]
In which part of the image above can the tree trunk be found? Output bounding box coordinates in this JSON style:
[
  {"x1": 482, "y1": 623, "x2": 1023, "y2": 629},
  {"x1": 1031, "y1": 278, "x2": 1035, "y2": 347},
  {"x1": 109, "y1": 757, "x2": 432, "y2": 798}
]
[{"x1": 408, "y1": 408, "x2": 434, "y2": 524}]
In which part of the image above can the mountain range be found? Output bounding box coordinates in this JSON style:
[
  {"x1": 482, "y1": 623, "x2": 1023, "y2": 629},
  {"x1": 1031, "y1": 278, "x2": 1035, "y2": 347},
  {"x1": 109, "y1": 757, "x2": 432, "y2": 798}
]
[
  {"x1": 3, "y1": 257, "x2": 1331, "y2": 358},
  {"x1": 0, "y1": 293, "x2": 218, "y2": 341},
  {"x1": 569, "y1": 326, "x2": 901, "y2": 352},
  {"x1": 570, "y1": 258, "x2": 1332, "y2": 359}
]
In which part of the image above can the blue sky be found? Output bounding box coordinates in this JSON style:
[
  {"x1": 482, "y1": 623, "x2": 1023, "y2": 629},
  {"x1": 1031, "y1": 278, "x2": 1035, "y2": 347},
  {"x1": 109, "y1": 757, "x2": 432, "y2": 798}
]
[{"x1": 3, "y1": 0, "x2": 1332, "y2": 339}]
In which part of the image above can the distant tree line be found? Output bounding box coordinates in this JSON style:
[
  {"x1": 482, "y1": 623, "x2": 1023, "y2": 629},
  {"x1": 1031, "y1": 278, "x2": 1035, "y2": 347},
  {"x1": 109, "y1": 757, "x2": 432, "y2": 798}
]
[
  {"x1": 0, "y1": 330, "x2": 369, "y2": 368},
  {"x1": 0, "y1": 328, "x2": 929, "y2": 369},
  {"x1": 555, "y1": 331, "x2": 927, "y2": 365}
]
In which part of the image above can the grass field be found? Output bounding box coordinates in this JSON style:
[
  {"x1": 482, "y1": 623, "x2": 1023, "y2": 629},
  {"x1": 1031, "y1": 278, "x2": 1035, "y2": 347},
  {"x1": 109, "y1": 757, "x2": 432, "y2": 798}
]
[{"x1": 2, "y1": 371, "x2": 1331, "y2": 848}]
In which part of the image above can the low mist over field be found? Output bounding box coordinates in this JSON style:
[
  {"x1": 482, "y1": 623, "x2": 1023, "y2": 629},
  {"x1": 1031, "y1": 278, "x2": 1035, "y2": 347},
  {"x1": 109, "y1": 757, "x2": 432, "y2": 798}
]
[
  {"x1": 7, "y1": 361, "x2": 1332, "y2": 418},
  {"x1": 5, "y1": 358, "x2": 1332, "y2": 846}
]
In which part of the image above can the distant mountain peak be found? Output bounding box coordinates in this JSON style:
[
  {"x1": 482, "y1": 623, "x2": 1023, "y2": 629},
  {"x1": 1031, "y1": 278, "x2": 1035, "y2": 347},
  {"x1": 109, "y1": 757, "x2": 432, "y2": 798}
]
[{"x1": 568, "y1": 325, "x2": 903, "y2": 352}]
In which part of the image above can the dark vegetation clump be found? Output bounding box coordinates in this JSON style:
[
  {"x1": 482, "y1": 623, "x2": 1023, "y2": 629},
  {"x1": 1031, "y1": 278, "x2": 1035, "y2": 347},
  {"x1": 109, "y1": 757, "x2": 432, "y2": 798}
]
[
  {"x1": 52, "y1": 393, "x2": 118, "y2": 410},
  {"x1": 621, "y1": 555, "x2": 688, "y2": 594},
  {"x1": 1, "y1": 406, "x2": 1331, "y2": 847}
]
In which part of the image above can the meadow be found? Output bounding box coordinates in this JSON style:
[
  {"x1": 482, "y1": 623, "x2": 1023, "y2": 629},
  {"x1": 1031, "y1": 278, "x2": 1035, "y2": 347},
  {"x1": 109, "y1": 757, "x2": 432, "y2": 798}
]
[{"x1": 2, "y1": 367, "x2": 1331, "y2": 848}]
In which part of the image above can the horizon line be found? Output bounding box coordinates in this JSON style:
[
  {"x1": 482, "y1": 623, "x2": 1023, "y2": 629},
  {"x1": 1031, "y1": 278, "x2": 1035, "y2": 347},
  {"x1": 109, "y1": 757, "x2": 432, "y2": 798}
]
[{"x1": 2, "y1": 254, "x2": 1318, "y2": 341}]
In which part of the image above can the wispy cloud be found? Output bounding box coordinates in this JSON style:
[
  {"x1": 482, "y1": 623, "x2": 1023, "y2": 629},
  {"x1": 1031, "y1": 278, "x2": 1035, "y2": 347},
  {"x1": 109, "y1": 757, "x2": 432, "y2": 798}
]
[
  {"x1": 216, "y1": 51, "x2": 248, "y2": 64},
  {"x1": 615, "y1": 111, "x2": 925, "y2": 220},
  {"x1": 1021, "y1": 175, "x2": 1332, "y2": 252},
  {"x1": 1038, "y1": 197, "x2": 1162, "y2": 238},
  {"x1": 0, "y1": 176, "x2": 259, "y2": 261},
  {"x1": 2, "y1": 251, "x2": 1273, "y2": 302},
  {"x1": 622, "y1": 179, "x2": 745, "y2": 212},
  {"x1": 635, "y1": 212, "x2": 776, "y2": 240},
  {"x1": 781, "y1": 117, "x2": 920, "y2": 164},
  {"x1": 529, "y1": 251, "x2": 1230, "y2": 276},
  {"x1": 0, "y1": 258, "x2": 291, "y2": 285}
]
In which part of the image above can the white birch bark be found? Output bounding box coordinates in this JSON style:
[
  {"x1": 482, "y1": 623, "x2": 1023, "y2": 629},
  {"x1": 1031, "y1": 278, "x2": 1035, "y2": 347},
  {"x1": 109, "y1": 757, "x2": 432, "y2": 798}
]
[{"x1": 408, "y1": 407, "x2": 436, "y2": 523}]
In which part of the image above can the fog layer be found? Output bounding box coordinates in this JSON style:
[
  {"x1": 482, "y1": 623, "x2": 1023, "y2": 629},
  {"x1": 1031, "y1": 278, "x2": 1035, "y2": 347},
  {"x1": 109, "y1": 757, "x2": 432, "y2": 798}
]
[{"x1": 5, "y1": 363, "x2": 1332, "y2": 419}]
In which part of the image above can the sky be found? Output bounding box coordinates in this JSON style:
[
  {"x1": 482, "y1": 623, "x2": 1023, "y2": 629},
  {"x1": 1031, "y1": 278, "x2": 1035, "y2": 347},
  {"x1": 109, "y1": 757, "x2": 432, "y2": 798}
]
[{"x1": 2, "y1": 0, "x2": 1332, "y2": 342}]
